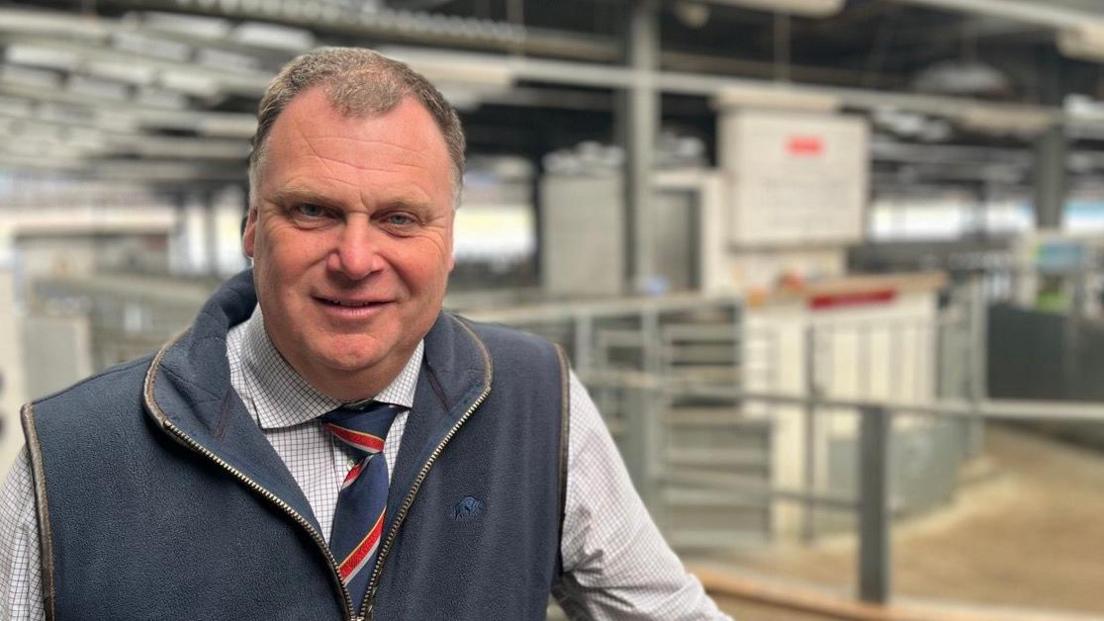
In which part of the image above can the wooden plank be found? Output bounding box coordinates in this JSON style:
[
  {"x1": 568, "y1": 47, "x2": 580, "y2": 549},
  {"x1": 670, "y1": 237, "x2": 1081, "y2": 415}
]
[{"x1": 691, "y1": 566, "x2": 1098, "y2": 621}]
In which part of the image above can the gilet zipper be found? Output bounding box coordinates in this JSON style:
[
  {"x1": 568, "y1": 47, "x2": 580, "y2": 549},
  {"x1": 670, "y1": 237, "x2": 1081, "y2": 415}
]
[
  {"x1": 358, "y1": 384, "x2": 491, "y2": 620},
  {"x1": 159, "y1": 419, "x2": 358, "y2": 620}
]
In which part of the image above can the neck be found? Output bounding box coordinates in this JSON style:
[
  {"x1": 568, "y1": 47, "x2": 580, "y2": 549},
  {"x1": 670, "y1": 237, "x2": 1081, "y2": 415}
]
[{"x1": 302, "y1": 360, "x2": 405, "y2": 402}]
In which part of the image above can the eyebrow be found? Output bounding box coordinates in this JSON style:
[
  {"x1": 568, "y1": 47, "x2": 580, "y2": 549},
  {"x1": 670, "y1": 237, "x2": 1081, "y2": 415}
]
[
  {"x1": 267, "y1": 184, "x2": 436, "y2": 212},
  {"x1": 267, "y1": 186, "x2": 335, "y2": 207}
]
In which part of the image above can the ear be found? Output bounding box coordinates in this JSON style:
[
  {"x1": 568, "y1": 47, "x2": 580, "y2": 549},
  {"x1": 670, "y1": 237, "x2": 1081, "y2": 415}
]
[{"x1": 242, "y1": 207, "x2": 259, "y2": 258}]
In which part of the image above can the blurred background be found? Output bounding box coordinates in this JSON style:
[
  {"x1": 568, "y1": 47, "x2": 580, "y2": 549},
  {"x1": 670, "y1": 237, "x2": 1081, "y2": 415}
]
[{"x1": 3, "y1": 0, "x2": 1104, "y2": 619}]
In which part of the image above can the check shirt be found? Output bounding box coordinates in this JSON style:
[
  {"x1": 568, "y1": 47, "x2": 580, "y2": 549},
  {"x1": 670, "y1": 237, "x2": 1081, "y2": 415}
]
[{"x1": 0, "y1": 308, "x2": 730, "y2": 620}]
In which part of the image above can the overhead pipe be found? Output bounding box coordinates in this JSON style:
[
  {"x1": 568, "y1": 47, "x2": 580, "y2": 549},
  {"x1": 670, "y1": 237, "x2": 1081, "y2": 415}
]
[
  {"x1": 381, "y1": 45, "x2": 1067, "y2": 134},
  {"x1": 887, "y1": 0, "x2": 1095, "y2": 30},
  {"x1": 706, "y1": 0, "x2": 844, "y2": 18},
  {"x1": 889, "y1": 0, "x2": 1104, "y2": 63}
]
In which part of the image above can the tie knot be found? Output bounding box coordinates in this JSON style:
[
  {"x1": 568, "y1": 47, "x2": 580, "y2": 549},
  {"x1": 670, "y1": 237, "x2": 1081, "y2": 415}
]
[{"x1": 320, "y1": 402, "x2": 403, "y2": 457}]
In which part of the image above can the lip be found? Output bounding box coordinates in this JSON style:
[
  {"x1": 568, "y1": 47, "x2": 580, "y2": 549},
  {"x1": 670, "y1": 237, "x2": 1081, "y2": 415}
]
[
  {"x1": 312, "y1": 295, "x2": 395, "y2": 319},
  {"x1": 313, "y1": 294, "x2": 393, "y2": 306}
]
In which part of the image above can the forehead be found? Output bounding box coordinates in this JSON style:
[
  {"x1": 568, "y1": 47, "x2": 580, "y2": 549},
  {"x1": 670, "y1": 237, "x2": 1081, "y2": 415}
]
[{"x1": 257, "y1": 88, "x2": 453, "y2": 199}]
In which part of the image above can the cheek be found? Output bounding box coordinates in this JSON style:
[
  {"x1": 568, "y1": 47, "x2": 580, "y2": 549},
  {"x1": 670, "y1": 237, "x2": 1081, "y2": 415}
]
[
  {"x1": 412, "y1": 245, "x2": 453, "y2": 289},
  {"x1": 252, "y1": 243, "x2": 301, "y2": 308},
  {"x1": 257, "y1": 230, "x2": 328, "y2": 283}
]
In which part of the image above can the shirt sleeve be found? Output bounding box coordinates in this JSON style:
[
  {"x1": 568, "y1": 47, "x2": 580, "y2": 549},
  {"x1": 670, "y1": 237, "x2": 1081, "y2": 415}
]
[
  {"x1": 555, "y1": 372, "x2": 732, "y2": 621},
  {"x1": 0, "y1": 448, "x2": 45, "y2": 621}
]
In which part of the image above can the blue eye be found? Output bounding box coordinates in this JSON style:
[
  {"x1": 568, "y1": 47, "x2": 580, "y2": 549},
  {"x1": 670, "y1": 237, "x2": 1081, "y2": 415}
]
[
  {"x1": 385, "y1": 213, "x2": 415, "y2": 226},
  {"x1": 295, "y1": 203, "x2": 325, "y2": 218}
]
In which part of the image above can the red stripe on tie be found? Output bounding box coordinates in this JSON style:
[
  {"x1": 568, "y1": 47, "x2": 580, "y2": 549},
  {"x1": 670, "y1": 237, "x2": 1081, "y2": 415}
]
[
  {"x1": 338, "y1": 513, "x2": 385, "y2": 582},
  {"x1": 341, "y1": 462, "x2": 364, "y2": 489},
  {"x1": 325, "y1": 424, "x2": 385, "y2": 453}
]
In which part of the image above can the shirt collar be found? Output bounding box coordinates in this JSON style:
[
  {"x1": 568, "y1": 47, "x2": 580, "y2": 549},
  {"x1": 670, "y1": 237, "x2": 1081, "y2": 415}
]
[{"x1": 239, "y1": 307, "x2": 423, "y2": 430}]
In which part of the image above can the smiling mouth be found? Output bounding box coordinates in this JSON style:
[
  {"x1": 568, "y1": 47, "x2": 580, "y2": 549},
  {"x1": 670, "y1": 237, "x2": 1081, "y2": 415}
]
[{"x1": 316, "y1": 297, "x2": 388, "y2": 308}]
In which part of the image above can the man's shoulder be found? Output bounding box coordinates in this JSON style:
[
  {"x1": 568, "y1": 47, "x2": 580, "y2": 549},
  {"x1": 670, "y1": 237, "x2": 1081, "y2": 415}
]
[
  {"x1": 445, "y1": 313, "x2": 567, "y2": 392},
  {"x1": 449, "y1": 313, "x2": 562, "y2": 360}
]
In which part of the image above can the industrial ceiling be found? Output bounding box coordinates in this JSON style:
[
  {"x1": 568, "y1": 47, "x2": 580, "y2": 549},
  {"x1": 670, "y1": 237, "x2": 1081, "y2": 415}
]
[{"x1": 4, "y1": 0, "x2": 1104, "y2": 191}]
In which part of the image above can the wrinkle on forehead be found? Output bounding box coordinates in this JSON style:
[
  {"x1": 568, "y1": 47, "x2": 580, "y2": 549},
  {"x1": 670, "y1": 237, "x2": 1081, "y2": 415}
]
[
  {"x1": 260, "y1": 89, "x2": 459, "y2": 206},
  {"x1": 288, "y1": 130, "x2": 440, "y2": 172}
]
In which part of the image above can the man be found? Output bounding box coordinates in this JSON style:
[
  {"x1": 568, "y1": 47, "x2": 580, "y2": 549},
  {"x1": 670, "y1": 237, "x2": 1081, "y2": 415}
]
[{"x1": 0, "y1": 48, "x2": 730, "y2": 620}]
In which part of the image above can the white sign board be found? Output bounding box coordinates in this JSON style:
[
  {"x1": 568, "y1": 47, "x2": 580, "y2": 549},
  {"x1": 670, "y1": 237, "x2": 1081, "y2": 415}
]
[{"x1": 720, "y1": 110, "x2": 868, "y2": 246}]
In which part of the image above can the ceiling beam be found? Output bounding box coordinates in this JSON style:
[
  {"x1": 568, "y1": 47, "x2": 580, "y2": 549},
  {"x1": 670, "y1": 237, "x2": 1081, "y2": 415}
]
[
  {"x1": 384, "y1": 45, "x2": 1067, "y2": 133},
  {"x1": 78, "y1": 0, "x2": 581, "y2": 57},
  {"x1": 886, "y1": 0, "x2": 1094, "y2": 30}
]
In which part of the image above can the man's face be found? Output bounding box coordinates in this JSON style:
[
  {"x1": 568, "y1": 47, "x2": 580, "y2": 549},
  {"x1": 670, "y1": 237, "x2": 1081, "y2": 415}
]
[{"x1": 243, "y1": 87, "x2": 455, "y2": 399}]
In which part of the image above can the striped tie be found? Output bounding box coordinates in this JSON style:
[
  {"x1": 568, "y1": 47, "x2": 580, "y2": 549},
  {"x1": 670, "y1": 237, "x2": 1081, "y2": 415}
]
[{"x1": 320, "y1": 401, "x2": 403, "y2": 607}]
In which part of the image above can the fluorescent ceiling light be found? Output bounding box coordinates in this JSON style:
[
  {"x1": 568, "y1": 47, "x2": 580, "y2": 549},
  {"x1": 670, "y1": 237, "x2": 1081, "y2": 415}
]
[
  {"x1": 1065, "y1": 94, "x2": 1104, "y2": 118},
  {"x1": 93, "y1": 160, "x2": 244, "y2": 182},
  {"x1": 112, "y1": 32, "x2": 191, "y2": 62},
  {"x1": 109, "y1": 136, "x2": 249, "y2": 160},
  {"x1": 381, "y1": 52, "x2": 514, "y2": 111},
  {"x1": 436, "y1": 87, "x2": 483, "y2": 112},
  {"x1": 131, "y1": 109, "x2": 257, "y2": 138},
  {"x1": 911, "y1": 61, "x2": 1010, "y2": 97},
  {"x1": 36, "y1": 102, "x2": 96, "y2": 125},
  {"x1": 1, "y1": 65, "x2": 63, "y2": 89},
  {"x1": 10, "y1": 39, "x2": 272, "y2": 99},
  {"x1": 67, "y1": 75, "x2": 129, "y2": 102},
  {"x1": 66, "y1": 128, "x2": 108, "y2": 150},
  {"x1": 706, "y1": 0, "x2": 844, "y2": 17},
  {"x1": 159, "y1": 71, "x2": 222, "y2": 99},
  {"x1": 713, "y1": 83, "x2": 840, "y2": 112},
  {"x1": 134, "y1": 88, "x2": 189, "y2": 110},
  {"x1": 232, "y1": 22, "x2": 315, "y2": 51},
  {"x1": 957, "y1": 105, "x2": 1054, "y2": 136},
  {"x1": 886, "y1": 0, "x2": 1086, "y2": 30},
  {"x1": 194, "y1": 115, "x2": 258, "y2": 138},
  {"x1": 87, "y1": 60, "x2": 157, "y2": 86},
  {"x1": 0, "y1": 153, "x2": 88, "y2": 172},
  {"x1": 379, "y1": 48, "x2": 514, "y2": 88},
  {"x1": 3, "y1": 134, "x2": 99, "y2": 158},
  {"x1": 408, "y1": 61, "x2": 512, "y2": 89},
  {"x1": 5, "y1": 44, "x2": 79, "y2": 71},
  {"x1": 137, "y1": 12, "x2": 232, "y2": 39},
  {"x1": 95, "y1": 109, "x2": 139, "y2": 133},
  {"x1": 197, "y1": 48, "x2": 259, "y2": 72},
  {"x1": 1058, "y1": 23, "x2": 1104, "y2": 62},
  {"x1": 0, "y1": 8, "x2": 109, "y2": 41}
]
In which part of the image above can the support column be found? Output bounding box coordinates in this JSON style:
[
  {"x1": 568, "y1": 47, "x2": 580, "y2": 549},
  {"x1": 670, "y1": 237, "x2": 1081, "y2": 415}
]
[
  {"x1": 167, "y1": 191, "x2": 195, "y2": 276},
  {"x1": 203, "y1": 190, "x2": 220, "y2": 278},
  {"x1": 623, "y1": 0, "x2": 660, "y2": 293},
  {"x1": 1033, "y1": 125, "x2": 1067, "y2": 229},
  {"x1": 802, "y1": 325, "x2": 818, "y2": 542},
  {"x1": 859, "y1": 405, "x2": 891, "y2": 605}
]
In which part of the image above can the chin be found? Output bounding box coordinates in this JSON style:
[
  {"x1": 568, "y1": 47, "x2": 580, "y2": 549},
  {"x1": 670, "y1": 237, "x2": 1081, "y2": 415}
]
[{"x1": 318, "y1": 349, "x2": 386, "y2": 374}]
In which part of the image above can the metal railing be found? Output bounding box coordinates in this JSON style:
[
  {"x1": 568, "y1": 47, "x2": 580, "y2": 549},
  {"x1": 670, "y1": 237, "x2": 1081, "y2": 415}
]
[{"x1": 584, "y1": 368, "x2": 1104, "y2": 608}]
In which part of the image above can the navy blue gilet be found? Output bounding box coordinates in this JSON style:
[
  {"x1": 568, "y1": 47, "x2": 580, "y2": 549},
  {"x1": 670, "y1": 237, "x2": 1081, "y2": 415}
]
[{"x1": 22, "y1": 270, "x2": 568, "y2": 620}]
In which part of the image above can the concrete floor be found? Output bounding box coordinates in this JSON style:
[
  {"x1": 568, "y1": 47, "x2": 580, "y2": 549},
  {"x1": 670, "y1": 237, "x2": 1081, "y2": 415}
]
[{"x1": 705, "y1": 425, "x2": 1104, "y2": 620}]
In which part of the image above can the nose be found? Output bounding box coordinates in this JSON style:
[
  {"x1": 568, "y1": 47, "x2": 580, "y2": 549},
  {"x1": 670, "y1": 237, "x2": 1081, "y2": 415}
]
[{"x1": 327, "y1": 216, "x2": 383, "y2": 280}]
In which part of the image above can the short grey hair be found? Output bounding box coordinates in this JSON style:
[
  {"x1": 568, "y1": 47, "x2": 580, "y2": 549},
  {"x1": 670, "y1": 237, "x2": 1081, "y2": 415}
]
[{"x1": 248, "y1": 47, "x2": 466, "y2": 203}]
